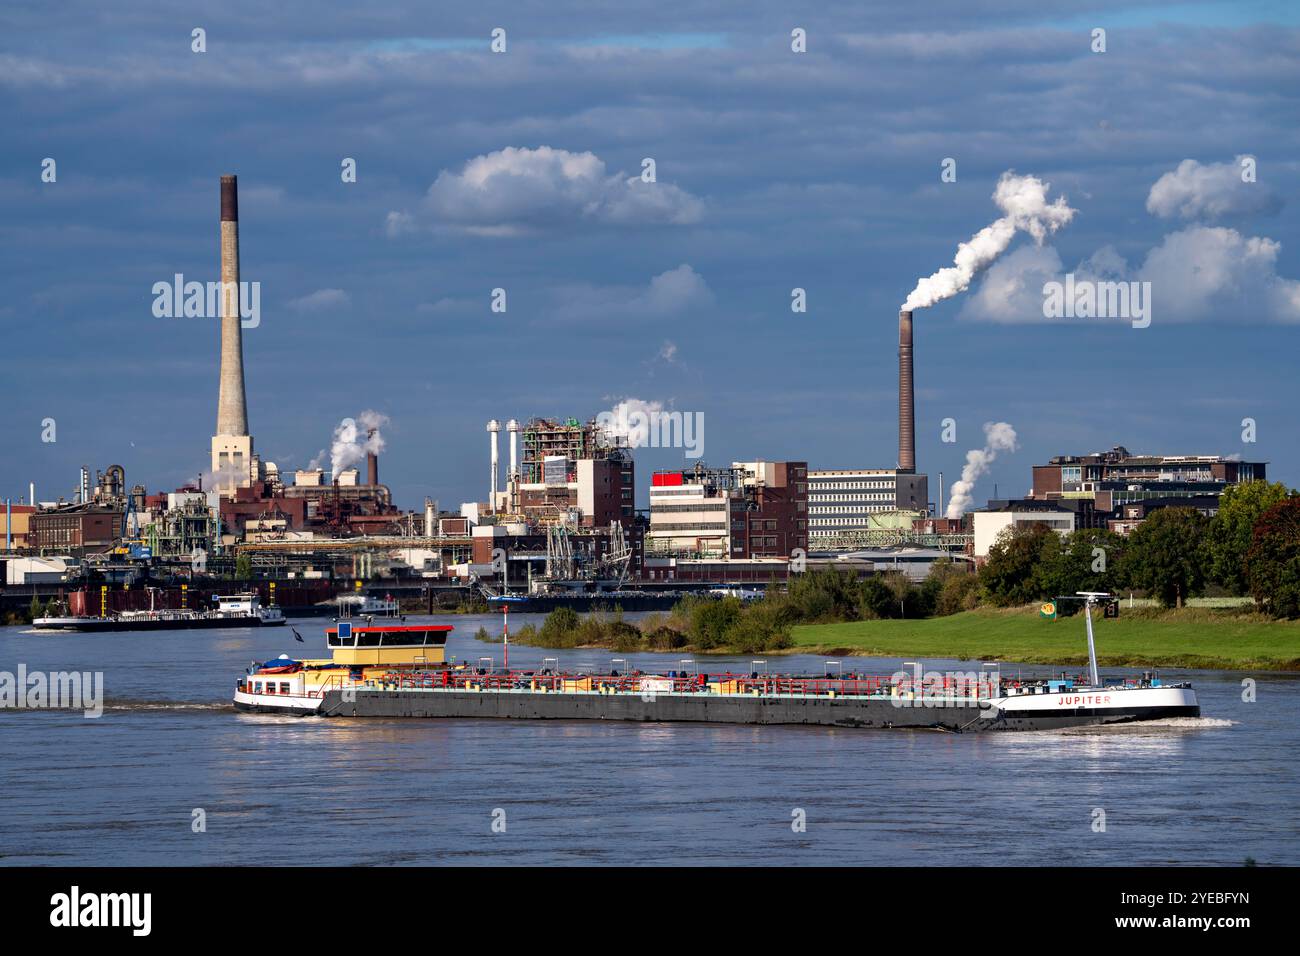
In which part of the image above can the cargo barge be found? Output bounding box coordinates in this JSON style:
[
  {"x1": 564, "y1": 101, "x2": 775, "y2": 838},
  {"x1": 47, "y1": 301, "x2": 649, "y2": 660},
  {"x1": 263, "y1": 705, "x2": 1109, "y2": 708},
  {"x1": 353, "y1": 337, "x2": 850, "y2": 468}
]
[
  {"x1": 37, "y1": 592, "x2": 285, "y2": 632},
  {"x1": 233, "y1": 593, "x2": 1200, "y2": 731}
]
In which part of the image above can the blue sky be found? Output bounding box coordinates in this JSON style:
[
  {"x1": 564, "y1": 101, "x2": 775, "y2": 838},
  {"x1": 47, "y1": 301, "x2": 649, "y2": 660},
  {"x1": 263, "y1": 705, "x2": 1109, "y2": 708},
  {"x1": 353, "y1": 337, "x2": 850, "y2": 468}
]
[{"x1": 2, "y1": 1, "x2": 1297, "y2": 512}]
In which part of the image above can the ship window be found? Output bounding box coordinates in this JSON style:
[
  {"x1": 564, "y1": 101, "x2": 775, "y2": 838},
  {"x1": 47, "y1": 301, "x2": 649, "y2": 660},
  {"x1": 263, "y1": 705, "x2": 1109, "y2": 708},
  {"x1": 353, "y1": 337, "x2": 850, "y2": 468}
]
[
  {"x1": 253, "y1": 682, "x2": 262, "y2": 693},
  {"x1": 265, "y1": 684, "x2": 276, "y2": 695},
  {"x1": 380, "y1": 631, "x2": 415, "y2": 647},
  {"x1": 357, "y1": 631, "x2": 383, "y2": 647},
  {"x1": 280, "y1": 682, "x2": 291, "y2": 694}
]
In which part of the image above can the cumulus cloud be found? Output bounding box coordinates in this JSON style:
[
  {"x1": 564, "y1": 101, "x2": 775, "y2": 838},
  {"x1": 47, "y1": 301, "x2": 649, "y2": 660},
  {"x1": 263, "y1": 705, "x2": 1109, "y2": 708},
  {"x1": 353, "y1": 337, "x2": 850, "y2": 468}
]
[
  {"x1": 552, "y1": 264, "x2": 713, "y2": 321},
  {"x1": 288, "y1": 288, "x2": 350, "y2": 312},
  {"x1": 1146, "y1": 156, "x2": 1281, "y2": 221},
  {"x1": 1140, "y1": 226, "x2": 1300, "y2": 322},
  {"x1": 960, "y1": 227, "x2": 1300, "y2": 323},
  {"x1": 389, "y1": 146, "x2": 704, "y2": 237}
]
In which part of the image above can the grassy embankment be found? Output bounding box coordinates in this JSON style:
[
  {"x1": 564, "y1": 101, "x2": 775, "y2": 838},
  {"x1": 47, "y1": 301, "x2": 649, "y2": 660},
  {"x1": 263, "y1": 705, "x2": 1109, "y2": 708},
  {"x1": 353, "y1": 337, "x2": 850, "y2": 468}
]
[{"x1": 792, "y1": 605, "x2": 1300, "y2": 671}]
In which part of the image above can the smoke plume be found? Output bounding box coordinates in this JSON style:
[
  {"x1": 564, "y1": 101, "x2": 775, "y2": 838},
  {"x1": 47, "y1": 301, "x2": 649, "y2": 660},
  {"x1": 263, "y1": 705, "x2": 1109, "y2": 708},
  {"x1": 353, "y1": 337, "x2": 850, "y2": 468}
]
[
  {"x1": 945, "y1": 421, "x2": 1018, "y2": 519},
  {"x1": 314, "y1": 410, "x2": 389, "y2": 478},
  {"x1": 903, "y1": 173, "x2": 1076, "y2": 311}
]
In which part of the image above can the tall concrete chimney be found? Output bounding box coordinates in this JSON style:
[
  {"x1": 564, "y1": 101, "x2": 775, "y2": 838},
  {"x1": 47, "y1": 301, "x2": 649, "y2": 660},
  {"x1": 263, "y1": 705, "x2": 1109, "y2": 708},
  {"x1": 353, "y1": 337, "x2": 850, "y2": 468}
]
[
  {"x1": 216, "y1": 175, "x2": 248, "y2": 437},
  {"x1": 506, "y1": 419, "x2": 520, "y2": 510},
  {"x1": 898, "y1": 309, "x2": 915, "y2": 473},
  {"x1": 211, "y1": 175, "x2": 255, "y2": 493},
  {"x1": 487, "y1": 420, "x2": 501, "y2": 509},
  {"x1": 366, "y1": 427, "x2": 379, "y2": 486}
]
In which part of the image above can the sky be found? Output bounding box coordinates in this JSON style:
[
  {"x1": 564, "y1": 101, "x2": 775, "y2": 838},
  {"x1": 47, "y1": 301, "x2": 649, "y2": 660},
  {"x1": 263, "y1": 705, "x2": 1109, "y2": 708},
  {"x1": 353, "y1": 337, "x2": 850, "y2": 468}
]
[{"x1": 2, "y1": 1, "x2": 1298, "y2": 514}]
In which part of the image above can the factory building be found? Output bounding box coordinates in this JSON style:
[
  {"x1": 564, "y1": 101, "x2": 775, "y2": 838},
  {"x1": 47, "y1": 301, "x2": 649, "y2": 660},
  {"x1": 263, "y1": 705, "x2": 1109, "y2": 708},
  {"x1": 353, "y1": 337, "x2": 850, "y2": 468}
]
[
  {"x1": 2, "y1": 504, "x2": 36, "y2": 550},
  {"x1": 479, "y1": 416, "x2": 635, "y2": 528},
  {"x1": 807, "y1": 469, "x2": 930, "y2": 540},
  {"x1": 643, "y1": 461, "x2": 807, "y2": 580},
  {"x1": 1030, "y1": 446, "x2": 1266, "y2": 508},
  {"x1": 28, "y1": 508, "x2": 122, "y2": 554},
  {"x1": 972, "y1": 506, "x2": 1076, "y2": 559}
]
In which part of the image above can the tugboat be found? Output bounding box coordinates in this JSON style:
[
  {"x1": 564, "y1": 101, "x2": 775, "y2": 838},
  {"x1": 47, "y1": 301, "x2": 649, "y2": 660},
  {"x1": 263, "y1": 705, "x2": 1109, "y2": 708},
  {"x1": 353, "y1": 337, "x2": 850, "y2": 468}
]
[
  {"x1": 36, "y1": 591, "x2": 286, "y2": 632},
  {"x1": 233, "y1": 593, "x2": 1200, "y2": 730}
]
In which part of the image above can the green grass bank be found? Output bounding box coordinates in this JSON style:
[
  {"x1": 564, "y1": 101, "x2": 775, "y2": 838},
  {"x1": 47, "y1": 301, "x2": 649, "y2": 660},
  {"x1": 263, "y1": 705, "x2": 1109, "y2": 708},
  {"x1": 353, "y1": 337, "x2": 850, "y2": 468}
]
[{"x1": 791, "y1": 606, "x2": 1300, "y2": 671}]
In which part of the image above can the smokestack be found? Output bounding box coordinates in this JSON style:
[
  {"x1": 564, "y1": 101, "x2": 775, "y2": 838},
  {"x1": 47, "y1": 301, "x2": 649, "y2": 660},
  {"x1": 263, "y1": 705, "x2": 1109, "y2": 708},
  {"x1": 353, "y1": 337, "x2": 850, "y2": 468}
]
[
  {"x1": 506, "y1": 419, "x2": 520, "y2": 509},
  {"x1": 898, "y1": 309, "x2": 915, "y2": 473},
  {"x1": 424, "y1": 497, "x2": 435, "y2": 538},
  {"x1": 366, "y1": 427, "x2": 379, "y2": 486},
  {"x1": 487, "y1": 420, "x2": 501, "y2": 509},
  {"x1": 216, "y1": 174, "x2": 248, "y2": 437}
]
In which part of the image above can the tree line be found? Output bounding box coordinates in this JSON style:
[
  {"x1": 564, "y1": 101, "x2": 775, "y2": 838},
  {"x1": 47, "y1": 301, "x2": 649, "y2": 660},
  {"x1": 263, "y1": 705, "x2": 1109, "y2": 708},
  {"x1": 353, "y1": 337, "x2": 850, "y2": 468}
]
[{"x1": 979, "y1": 481, "x2": 1299, "y2": 617}]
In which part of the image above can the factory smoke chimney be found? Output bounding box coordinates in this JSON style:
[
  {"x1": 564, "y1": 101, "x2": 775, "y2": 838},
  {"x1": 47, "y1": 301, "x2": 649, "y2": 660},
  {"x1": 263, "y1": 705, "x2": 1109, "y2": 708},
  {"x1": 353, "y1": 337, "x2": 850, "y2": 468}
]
[
  {"x1": 898, "y1": 309, "x2": 915, "y2": 474},
  {"x1": 366, "y1": 427, "x2": 379, "y2": 486},
  {"x1": 506, "y1": 419, "x2": 520, "y2": 510},
  {"x1": 210, "y1": 174, "x2": 255, "y2": 494},
  {"x1": 216, "y1": 175, "x2": 248, "y2": 437},
  {"x1": 487, "y1": 420, "x2": 501, "y2": 510}
]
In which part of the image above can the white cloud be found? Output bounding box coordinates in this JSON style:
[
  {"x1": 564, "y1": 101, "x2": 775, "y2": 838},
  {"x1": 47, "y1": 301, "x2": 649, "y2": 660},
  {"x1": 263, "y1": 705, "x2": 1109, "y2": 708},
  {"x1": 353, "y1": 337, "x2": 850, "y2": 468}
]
[
  {"x1": 958, "y1": 244, "x2": 1065, "y2": 322},
  {"x1": 552, "y1": 264, "x2": 713, "y2": 321},
  {"x1": 658, "y1": 340, "x2": 679, "y2": 363},
  {"x1": 1146, "y1": 156, "x2": 1281, "y2": 221},
  {"x1": 388, "y1": 146, "x2": 703, "y2": 236},
  {"x1": 1138, "y1": 226, "x2": 1300, "y2": 322},
  {"x1": 959, "y1": 227, "x2": 1300, "y2": 324},
  {"x1": 287, "y1": 288, "x2": 351, "y2": 312}
]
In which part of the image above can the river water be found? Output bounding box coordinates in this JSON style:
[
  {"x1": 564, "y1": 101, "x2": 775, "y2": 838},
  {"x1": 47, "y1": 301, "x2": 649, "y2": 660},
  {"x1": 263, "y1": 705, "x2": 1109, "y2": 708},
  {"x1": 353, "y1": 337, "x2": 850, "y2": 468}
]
[{"x1": 1, "y1": 613, "x2": 1295, "y2": 866}]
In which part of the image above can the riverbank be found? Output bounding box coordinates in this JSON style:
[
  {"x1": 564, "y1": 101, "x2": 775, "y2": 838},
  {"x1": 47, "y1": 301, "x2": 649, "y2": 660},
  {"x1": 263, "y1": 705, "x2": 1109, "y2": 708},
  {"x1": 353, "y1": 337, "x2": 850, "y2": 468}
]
[{"x1": 791, "y1": 606, "x2": 1300, "y2": 671}]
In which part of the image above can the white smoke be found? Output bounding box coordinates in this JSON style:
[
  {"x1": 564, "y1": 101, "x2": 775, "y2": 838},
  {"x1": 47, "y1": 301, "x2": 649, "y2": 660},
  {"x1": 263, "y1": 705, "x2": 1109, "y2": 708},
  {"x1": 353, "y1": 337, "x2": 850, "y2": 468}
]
[
  {"x1": 903, "y1": 172, "x2": 1076, "y2": 311},
  {"x1": 945, "y1": 421, "x2": 1019, "y2": 519},
  {"x1": 597, "y1": 398, "x2": 666, "y2": 447},
  {"x1": 314, "y1": 410, "x2": 389, "y2": 478}
]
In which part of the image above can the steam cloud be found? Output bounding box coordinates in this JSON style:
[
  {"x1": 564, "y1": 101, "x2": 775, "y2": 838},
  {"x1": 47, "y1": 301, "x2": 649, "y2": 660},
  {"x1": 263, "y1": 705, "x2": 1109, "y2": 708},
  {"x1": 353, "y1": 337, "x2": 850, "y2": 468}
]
[
  {"x1": 945, "y1": 421, "x2": 1018, "y2": 519},
  {"x1": 597, "y1": 398, "x2": 666, "y2": 447},
  {"x1": 903, "y1": 173, "x2": 1076, "y2": 311},
  {"x1": 310, "y1": 410, "x2": 389, "y2": 477}
]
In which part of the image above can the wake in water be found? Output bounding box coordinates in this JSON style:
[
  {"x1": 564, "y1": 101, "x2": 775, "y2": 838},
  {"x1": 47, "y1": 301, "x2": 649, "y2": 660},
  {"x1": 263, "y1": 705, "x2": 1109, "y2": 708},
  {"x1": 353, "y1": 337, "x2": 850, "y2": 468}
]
[
  {"x1": 102, "y1": 699, "x2": 231, "y2": 712},
  {"x1": 1061, "y1": 716, "x2": 1235, "y2": 734}
]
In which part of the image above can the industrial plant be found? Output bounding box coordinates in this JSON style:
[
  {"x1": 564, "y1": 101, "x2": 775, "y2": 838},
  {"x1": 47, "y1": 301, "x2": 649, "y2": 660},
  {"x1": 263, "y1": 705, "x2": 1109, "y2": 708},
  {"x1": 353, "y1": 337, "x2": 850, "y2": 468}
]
[{"x1": 0, "y1": 177, "x2": 1269, "y2": 616}]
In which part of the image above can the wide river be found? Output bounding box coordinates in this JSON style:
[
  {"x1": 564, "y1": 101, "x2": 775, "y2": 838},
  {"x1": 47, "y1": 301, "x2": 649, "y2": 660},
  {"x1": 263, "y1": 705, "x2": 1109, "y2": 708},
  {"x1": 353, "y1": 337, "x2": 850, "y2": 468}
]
[{"x1": 1, "y1": 613, "x2": 1295, "y2": 866}]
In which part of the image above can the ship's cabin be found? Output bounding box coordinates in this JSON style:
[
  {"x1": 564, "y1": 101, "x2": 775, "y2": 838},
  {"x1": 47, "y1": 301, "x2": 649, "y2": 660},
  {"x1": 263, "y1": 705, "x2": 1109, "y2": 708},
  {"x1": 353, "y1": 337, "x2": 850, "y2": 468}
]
[{"x1": 325, "y1": 622, "x2": 452, "y2": 667}]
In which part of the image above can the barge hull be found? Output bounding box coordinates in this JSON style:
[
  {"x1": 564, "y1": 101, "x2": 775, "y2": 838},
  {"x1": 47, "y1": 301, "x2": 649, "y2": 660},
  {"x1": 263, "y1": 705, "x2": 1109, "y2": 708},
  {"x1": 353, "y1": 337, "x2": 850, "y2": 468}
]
[
  {"x1": 36, "y1": 616, "x2": 285, "y2": 632},
  {"x1": 318, "y1": 689, "x2": 1197, "y2": 732}
]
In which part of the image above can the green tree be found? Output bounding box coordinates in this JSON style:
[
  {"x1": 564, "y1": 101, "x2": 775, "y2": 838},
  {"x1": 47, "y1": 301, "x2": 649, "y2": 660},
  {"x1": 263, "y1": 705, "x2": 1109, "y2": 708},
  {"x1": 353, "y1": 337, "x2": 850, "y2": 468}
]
[
  {"x1": 1207, "y1": 481, "x2": 1293, "y2": 594},
  {"x1": 1120, "y1": 507, "x2": 1208, "y2": 608},
  {"x1": 539, "y1": 606, "x2": 580, "y2": 644},
  {"x1": 1037, "y1": 528, "x2": 1127, "y2": 609},
  {"x1": 688, "y1": 596, "x2": 743, "y2": 649},
  {"x1": 785, "y1": 566, "x2": 862, "y2": 622},
  {"x1": 858, "y1": 576, "x2": 898, "y2": 619},
  {"x1": 234, "y1": 553, "x2": 253, "y2": 580},
  {"x1": 978, "y1": 523, "x2": 1061, "y2": 606},
  {"x1": 1246, "y1": 498, "x2": 1300, "y2": 619}
]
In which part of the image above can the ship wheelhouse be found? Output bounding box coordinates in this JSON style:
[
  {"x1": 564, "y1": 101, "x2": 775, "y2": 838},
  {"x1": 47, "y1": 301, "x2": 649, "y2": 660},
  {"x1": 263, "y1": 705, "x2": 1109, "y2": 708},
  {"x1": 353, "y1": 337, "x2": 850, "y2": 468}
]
[{"x1": 325, "y1": 622, "x2": 453, "y2": 667}]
